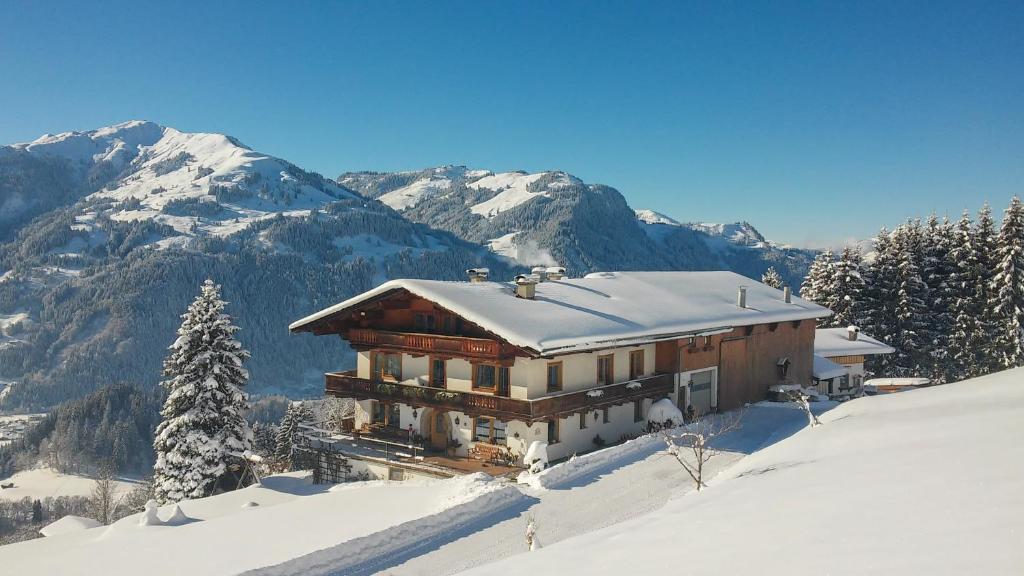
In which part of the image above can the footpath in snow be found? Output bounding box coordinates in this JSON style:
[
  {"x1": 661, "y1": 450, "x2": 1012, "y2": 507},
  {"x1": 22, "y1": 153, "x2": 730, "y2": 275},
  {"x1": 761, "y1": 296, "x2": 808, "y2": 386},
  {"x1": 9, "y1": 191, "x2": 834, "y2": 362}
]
[
  {"x1": 379, "y1": 401, "x2": 827, "y2": 576},
  {"x1": 0, "y1": 471, "x2": 525, "y2": 576}
]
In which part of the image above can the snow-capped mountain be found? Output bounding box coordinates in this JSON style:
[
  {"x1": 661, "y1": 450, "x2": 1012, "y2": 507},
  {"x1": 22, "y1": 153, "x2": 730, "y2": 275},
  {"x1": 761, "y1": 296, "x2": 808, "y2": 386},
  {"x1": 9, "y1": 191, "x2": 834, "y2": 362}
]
[
  {"x1": 342, "y1": 168, "x2": 815, "y2": 284},
  {"x1": 11, "y1": 120, "x2": 355, "y2": 243},
  {"x1": 0, "y1": 125, "x2": 511, "y2": 411}
]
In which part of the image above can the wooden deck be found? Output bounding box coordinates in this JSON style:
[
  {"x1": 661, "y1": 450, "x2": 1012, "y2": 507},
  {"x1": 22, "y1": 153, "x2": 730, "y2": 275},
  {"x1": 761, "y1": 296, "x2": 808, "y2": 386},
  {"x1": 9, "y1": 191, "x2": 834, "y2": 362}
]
[{"x1": 420, "y1": 454, "x2": 522, "y2": 477}]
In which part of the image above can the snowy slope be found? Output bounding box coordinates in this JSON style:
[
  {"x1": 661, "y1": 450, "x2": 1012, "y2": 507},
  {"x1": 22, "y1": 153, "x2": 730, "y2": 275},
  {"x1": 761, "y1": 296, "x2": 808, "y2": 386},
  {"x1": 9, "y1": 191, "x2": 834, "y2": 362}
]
[
  {"x1": 467, "y1": 171, "x2": 577, "y2": 218},
  {"x1": 0, "y1": 472, "x2": 522, "y2": 576},
  {"x1": 463, "y1": 369, "x2": 1024, "y2": 576},
  {"x1": 13, "y1": 120, "x2": 356, "y2": 240}
]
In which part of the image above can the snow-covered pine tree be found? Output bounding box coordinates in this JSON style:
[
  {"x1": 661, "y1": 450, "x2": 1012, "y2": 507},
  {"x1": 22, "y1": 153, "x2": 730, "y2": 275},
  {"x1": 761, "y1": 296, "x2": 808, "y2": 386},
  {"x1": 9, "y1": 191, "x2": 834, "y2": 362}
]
[
  {"x1": 890, "y1": 224, "x2": 932, "y2": 376},
  {"x1": 829, "y1": 246, "x2": 865, "y2": 329},
  {"x1": 761, "y1": 266, "x2": 784, "y2": 289},
  {"x1": 920, "y1": 215, "x2": 956, "y2": 381},
  {"x1": 990, "y1": 197, "x2": 1024, "y2": 368},
  {"x1": 152, "y1": 279, "x2": 252, "y2": 504},
  {"x1": 974, "y1": 203, "x2": 1001, "y2": 373},
  {"x1": 800, "y1": 251, "x2": 836, "y2": 320},
  {"x1": 946, "y1": 211, "x2": 985, "y2": 380},
  {"x1": 861, "y1": 228, "x2": 899, "y2": 375},
  {"x1": 275, "y1": 401, "x2": 313, "y2": 470}
]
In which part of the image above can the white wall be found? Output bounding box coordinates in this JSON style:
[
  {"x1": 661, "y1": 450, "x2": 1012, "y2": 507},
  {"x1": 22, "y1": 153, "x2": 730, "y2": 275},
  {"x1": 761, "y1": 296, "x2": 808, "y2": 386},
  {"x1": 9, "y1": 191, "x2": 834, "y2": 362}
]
[
  {"x1": 544, "y1": 401, "x2": 651, "y2": 462},
  {"x1": 523, "y1": 345, "x2": 655, "y2": 398}
]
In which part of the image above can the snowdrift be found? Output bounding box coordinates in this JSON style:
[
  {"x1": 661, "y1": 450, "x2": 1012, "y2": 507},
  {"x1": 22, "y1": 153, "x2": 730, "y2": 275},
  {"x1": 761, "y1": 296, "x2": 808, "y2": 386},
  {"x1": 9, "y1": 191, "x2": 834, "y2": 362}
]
[{"x1": 468, "y1": 368, "x2": 1024, "y2": 575}]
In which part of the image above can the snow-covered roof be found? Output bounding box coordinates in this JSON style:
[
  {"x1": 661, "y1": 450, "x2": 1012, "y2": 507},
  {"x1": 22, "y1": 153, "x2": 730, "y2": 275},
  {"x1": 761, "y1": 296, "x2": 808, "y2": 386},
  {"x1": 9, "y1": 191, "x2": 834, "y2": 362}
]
[
  {"x1": 813, "y1": 355, "x2": 849, "y2": 380},
  {"x1": 290, "y1": 271, "x2": 831, "y2": 355},
  {"x1": 39, "y1": 515, "x2": 101, "y2": 537},
  {"x1": 814, "y1": 328, "x2": 894, "y2": 357}
]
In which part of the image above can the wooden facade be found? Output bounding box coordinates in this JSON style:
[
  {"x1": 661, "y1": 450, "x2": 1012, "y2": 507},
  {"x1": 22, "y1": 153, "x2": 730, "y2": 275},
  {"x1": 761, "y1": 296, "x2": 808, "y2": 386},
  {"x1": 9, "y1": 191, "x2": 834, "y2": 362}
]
[{"x1": 326, "y1": 370, "x2": 674, "y2": 423}]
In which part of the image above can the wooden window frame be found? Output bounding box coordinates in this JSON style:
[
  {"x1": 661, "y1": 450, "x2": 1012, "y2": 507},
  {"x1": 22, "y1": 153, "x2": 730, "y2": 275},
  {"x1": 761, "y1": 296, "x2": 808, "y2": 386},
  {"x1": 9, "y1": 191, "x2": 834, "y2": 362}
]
[
  {"x1": 629, "y1": 350, "x2": 645, "y2": 380},
  {"x1": 546, "y1": 361, "x2": 563, "y2": 392},
  {"x1": 633, "y1": 399, "x2": 644, "y2": 422},
  {"x1": 371, "y1": 351, "x2": 402, "y2": 382},
  {"x1": 472, "y1": 363, "x2": 498, "y2": 393},
  {"x1": 548, "y1": 418, "x2": 560, "y2": 444},
  {"x1": 597, "y1": 354, "x2": 615, "y2": 386},
  {"x1": 430, "y1": 357, "x2": 447, "y2": 389},
  {"x1": 473, "y1": 416, "x2": 506, "y2": 444},
  {"x1": 579, "y1": 412, "x2": 587, "y2": 430},
  {"x1": 603, "y1": 407, "x2": 610, "y2": 424}
]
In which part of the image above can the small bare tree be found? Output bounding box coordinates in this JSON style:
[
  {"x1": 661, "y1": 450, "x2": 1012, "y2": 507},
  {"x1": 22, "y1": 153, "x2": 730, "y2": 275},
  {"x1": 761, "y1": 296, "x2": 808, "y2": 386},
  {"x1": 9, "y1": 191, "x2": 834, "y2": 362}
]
[
  {"x1": 663, "y1": 410, "x2": 742, "y2": 492},
  {"x1": 525, "y1": 514, "x2": 540, "y2": 551},
  {"x1": 89, "y1": 466, "x2": 118, "y2": 525},
  {"x1": 786, "y1": 389, "x2": 821, "y2": 427}
]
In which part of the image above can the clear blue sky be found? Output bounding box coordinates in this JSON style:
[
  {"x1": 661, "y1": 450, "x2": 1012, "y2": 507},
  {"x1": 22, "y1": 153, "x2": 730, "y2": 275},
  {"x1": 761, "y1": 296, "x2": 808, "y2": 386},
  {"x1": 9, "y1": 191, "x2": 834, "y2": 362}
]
[{"x1": 2, "y1": 1, "x2": 1022, "y2": 246}]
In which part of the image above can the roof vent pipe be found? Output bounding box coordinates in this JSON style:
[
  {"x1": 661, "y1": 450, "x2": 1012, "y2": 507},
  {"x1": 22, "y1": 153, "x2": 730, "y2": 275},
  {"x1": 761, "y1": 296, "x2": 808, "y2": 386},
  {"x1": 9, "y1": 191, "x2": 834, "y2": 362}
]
[
  {"x1": 847, "y1": 326, "x2": 860, "y2": 341},
  {"x1": 737, "y1": 286, "x2": 748, "y2": 309},
  {"x1": 546, "y1": 266, "x2": 566, "y2": 280},
  {"x1": 783, "y1": 286, "x2": 792, "y2": 303},
  {"x1": 515, "y1": 275, "x2": 537, "y2": 299},
  {"x1": 531, "y1": 266, "x2": 548, "y2": 282},
  {"x1": 466, "y1": 268, "x2": 489, "y2": 283}
]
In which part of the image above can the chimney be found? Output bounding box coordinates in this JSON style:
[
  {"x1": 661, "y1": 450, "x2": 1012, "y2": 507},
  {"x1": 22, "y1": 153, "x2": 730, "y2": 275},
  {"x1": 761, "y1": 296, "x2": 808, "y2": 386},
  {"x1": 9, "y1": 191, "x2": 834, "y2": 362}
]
[
  {"x1": 466, "y1": 268, "x2": 489, "y2": 283},
  {"x1": 783, "y1": 286, "x2": 792, "y2": 303},
  {"x1": 531, "y1": 266, "x2": 548, "y2": 282},
  {"x1": 546, "y1": 266, "x2": 566, "y2": 280},
  {"x1": 515, "y1": 274, "x2": 537, "y2": 299},
  {"x1": 847, "y1": 326, "x2": 860, "y2": 341},
  {"x1": 737, "y1": 285, "x2": 748, "y2": 309}
]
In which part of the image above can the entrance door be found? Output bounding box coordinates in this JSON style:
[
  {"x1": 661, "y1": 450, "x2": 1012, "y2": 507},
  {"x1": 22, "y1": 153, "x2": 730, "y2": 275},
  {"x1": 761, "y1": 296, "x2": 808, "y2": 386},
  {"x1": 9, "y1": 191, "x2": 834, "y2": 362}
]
[
  {"x1": 688, "y1": 370, "x2": 714, "y2": 417},
  {"x1": 423, "y1": 410, "x2": 450, "y2": 451}
]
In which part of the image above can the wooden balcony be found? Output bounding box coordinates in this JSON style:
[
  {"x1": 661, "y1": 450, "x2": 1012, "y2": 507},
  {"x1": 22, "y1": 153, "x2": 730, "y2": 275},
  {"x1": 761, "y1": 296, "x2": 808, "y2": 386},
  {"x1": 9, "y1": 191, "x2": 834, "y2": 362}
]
[
  {"x1": 346, "y1": 328, "x2": 505, "y2": 360},
  {"x1": 325, "y1": 371, "x2": 674, "y2": 423}
]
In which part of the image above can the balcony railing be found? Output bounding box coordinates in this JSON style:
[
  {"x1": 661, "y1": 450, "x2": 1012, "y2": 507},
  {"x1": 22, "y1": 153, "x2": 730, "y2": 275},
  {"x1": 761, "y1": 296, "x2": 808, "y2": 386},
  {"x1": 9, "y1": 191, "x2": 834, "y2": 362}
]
[
  {"x1": 346, "y1": 329, "x2": 503, "y2": 360},
  {"x1": 325, "y1": 371, "x2": 674, "y2": 423}
]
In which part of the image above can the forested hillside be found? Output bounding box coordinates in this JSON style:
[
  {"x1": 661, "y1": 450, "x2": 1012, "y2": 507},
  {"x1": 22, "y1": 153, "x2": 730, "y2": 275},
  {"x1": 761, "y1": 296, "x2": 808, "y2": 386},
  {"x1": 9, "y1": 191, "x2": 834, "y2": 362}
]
[{"x1": 0, "y1": 123, "x2": 514, "y2": 412}]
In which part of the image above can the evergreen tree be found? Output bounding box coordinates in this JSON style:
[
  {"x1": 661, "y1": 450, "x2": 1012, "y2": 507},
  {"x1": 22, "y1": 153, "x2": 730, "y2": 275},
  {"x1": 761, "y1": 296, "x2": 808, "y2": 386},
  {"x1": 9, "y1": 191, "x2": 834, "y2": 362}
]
[
  {"x1": 761, "y1": 266, "x2": 783, "y2": 289},
  {"x1": 946, "y1": 211, "x2": 986, "y2": 380},
  {"x1": 890, "y1": 225, "x2": 932, "y2": 376},
  {"x1": 800, "y1": 250, "x2": 835, "y2": 311},
  {"x1": 829, "y1": 246, "x2": 865, "y2": 329},
  {"x1": 920, "y1": 215, "x2": 956, "y2": 381},
  {"x1": 991, "y1": 197, "x2": 1024, "y2": 368},
  {"x1": 861, "y1": 228, "x2": 900, "y2": 375},
  {"x1": 974, "y1": 203, "x2": 1001, "y2": 373},
  {"x1": 152, "y1": 279, "x2": 252, "y2": 503},
  {"x1": 275, "y1": 402, "x2": 313, "y2": 470}
]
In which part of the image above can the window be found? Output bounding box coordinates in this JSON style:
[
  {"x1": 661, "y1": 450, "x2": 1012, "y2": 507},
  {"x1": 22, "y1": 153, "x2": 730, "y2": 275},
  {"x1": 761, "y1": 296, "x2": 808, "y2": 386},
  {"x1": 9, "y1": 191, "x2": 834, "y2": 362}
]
[
  {"x1": 371, "y1": 401, "x2": 386, "y2": 424},
  {"x1": 474, "y1": 364, "x2": 510, "y2": 393},
  {"x1": 413, "y1": 313, "x2": 436, "y2": 333},
  {"x1": 430, "y1": 358, "x2": 446, "y2": 388},
  {"x1": 547, "y1": 362, "x2": 563, "y2": 392},
  {"x1": 688, "y1": 336, "x2": 696, "y2": 347},
  {"x1": 473, "y1": 364, "x2": 496, "y2": 390},
  {"x1": 548, "y1": 418, "x2": 560, "y2": 444},
  {"x1": 703, "y1": 336, "x2": 711, "y2": 346},
  {"x1": 474, "y1": 417, "x2": 506, "y2": 444},
  {"x1": 498, "y1": 366, "x2": 510, "y2": 396},
  {"x1": 579, "y1": 412, "x2": 587, "y2": 430},
  {"x1": 633, "y1": 399, "x2": 644, "y2": 422},
  {"x1": 388, "y1": 403, "x2": 401, "y2": 428},
  {"x1": 597, "y1": 354, "x2": 615, "y2": 386},
  {"x1": 853, "y1": 375, "x2": 863, "y2": 388},
  {"x1": 372, "y1": 352, "x2": 401, "y2": 382},
  {"x1": 603, "y1": 407, "x2": 610, "y2": 424},
  {"x1": 838, "y1": 374, "x2": 851, "y2": 391},
  {"x1": 629, "y1": 350, "x2": 645, "y2": 380}
]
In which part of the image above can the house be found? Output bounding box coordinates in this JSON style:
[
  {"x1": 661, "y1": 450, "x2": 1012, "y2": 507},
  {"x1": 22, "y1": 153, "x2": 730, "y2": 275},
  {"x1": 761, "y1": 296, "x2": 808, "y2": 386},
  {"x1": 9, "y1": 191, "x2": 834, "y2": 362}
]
[
  {"x1": 290, "y1": 270, "x2": 831, "y2": 467},
  {"x1": 813, "y1": 326, "x2": 895, "y2": 397}
]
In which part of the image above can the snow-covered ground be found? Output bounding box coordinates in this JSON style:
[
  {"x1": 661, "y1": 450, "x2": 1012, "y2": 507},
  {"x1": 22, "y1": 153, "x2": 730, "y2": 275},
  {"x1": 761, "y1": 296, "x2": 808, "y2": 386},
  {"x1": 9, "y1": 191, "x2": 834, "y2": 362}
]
[
  {"x1": 0, "y1": 413, "x2": 45, "y2": 448},
  {"x1": 462, "y1": 368, "x2": 1024, "y2": 576},
  {"x1": 381, "y1": 402, "x2": 821, "y2": 576},
  {"x1": 0, "y1": 471, "x2": 524, "y2": 576},
  {"x1": 0, "y1": 468, "x2": 136, "y2": 501}
]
